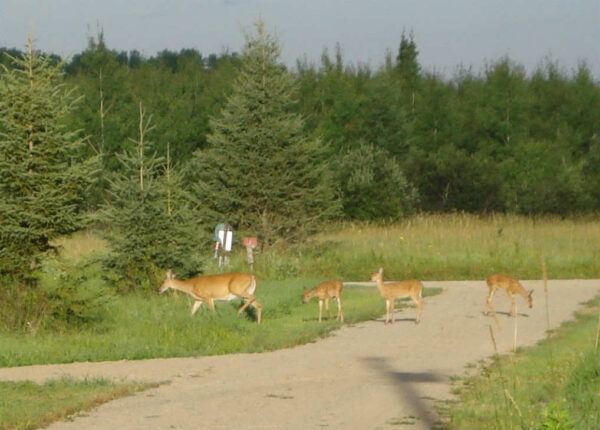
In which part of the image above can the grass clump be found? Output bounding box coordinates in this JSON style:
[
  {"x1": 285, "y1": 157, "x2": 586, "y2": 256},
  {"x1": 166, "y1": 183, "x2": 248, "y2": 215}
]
[
  {"x1": 0, "y1": 377, "x2": 156, "y2": 430},
  {"x1": 445, "y1": 297, "x2": 600, "y2": 429}
]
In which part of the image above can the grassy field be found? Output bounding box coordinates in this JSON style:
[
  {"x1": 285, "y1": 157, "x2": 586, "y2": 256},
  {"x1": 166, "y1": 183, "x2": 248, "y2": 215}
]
[
  {"x1": 1, "y1": 279, "x2": 440, "y2": 366},
  {"x1": 232, "y1": 214, "x2": 600, "y2": 281},
  {"x1": 0, "y1": 378, "x2": 157, "y2": 430},
  {"x1": 444, "y1": 297, "x2": 600, "y2": 429}
]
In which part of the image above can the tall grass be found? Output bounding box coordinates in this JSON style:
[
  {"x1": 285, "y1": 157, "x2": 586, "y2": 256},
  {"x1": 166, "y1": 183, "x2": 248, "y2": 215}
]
[
  {"x1": 55, "y1": 214, "x2": 600, "y2": 282},
  {"x1": 252, "y1": 214, "x2": 600, "y2": 281},
  {"x1": 446, "y1": 297, "x2": 600, "y2": 429}
]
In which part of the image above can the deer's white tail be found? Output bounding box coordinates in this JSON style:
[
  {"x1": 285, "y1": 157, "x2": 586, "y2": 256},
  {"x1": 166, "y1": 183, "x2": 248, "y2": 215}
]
[{"x1": 248, "y1": 275, "x2": 257, "y2": 295}]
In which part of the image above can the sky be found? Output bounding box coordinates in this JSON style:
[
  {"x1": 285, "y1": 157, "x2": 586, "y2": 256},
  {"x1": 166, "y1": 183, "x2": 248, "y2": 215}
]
[{"x1": 1, "y1": 0, "x2": 599, "y2": 78}]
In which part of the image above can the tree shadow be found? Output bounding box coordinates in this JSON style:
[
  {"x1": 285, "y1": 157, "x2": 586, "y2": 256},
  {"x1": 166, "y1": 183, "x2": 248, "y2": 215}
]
[{"x1": 361, "y1": 357, "x2": 445, "y2": 429}]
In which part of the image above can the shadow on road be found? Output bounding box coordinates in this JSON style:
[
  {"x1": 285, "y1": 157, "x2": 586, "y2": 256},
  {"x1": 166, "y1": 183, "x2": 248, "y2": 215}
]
[{"x1": 362, "y1": 356, "x2": 445, "y2": 429}]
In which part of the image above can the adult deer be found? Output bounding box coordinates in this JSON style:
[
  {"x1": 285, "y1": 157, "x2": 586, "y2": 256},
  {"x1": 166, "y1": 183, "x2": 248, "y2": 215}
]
[
  {"x1": 485, "y1": 274, "x2": 533, "y2": 320},
  {"x1": 302, "y1": 280, "x2": 344, "y2": 323},
  {"x1": 158, "y1": 269, "x2": 262, "y2": 324},
  {"x1": 370, "y1": 267, "x2": 423, "y2": 324}
]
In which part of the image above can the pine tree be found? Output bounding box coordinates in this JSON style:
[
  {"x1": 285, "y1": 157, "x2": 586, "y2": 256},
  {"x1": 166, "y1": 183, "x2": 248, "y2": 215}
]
[
  {"x1": 101, "y1": 103, "x2": 201, "y2": 291},
  {"x1": 396, "y1": 30, "x2": 421, "y2": 113},
  {"x1": 189, "y1": 20, "x2": 340, "y2": 245},
  {"x1": 0, "y1": 36, "x2": 99, "y2": 277}
]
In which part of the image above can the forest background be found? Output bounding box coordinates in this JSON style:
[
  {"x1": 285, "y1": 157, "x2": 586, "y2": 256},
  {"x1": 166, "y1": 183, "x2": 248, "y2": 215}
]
[{"x1": 0, "y1": 23, "x2": 599, "y2": 332}]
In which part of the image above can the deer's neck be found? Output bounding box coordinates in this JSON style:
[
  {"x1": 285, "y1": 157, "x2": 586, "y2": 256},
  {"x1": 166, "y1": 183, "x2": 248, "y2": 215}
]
[
  {"x1": 516, "y1": 285, "x2": 529, "y2": 298},
  {"x1": 169, "y1": 279, "x2": 194, "y2": 296}
]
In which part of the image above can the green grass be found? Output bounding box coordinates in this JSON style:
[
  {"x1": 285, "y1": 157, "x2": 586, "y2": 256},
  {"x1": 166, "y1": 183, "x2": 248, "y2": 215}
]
[
  {"x1": 0, "y1": 377, "x2": 156, "y2": 430},
  {"x1": 0, "y1": 279, "x2": 441, "y2": 366},
  {"x1": 251, "y1": 214, "x2": 600, "y2": 281},
  {"x1": 444, "y1": 297, "x2": 600, "y2": 429}
]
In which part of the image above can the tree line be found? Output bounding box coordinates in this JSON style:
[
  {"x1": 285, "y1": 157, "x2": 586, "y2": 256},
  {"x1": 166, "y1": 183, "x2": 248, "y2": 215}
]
[{"x1": 3, "y1": 29, "x2": 597, "y2": 219}]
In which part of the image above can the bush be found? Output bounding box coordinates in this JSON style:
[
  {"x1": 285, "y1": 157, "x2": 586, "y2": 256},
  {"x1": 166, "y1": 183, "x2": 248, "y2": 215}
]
[
  {"x1": 0, "y1": 274, "x2": 48, "y2": 333},
  {"x1": 39, "y1": 261, "x2": 114, "y2": 331}
]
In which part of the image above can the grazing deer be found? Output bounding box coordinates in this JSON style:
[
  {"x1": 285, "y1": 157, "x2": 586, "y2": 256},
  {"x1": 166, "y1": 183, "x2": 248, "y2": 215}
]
[
  {"x1": 158, "y1": 269, "x2": 262, "y2": 324},
  {"x1": 485, "y1": 274, "x2": 533, "y2": 320},
  {"x1": 370, "y1": 267, "x2": 424, "y2": 324},
  {"x1": 302, "y1": 280, "x2": 344, "y2": 323}
]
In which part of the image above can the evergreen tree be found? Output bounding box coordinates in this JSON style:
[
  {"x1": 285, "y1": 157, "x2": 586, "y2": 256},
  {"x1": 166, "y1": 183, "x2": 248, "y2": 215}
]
[
  {"x1": 396, "y1": 30, "x2": 421, "y2": 114},
  {"x1": 0, "y1": 37, "x2": 99, "y2": 277},
  {"x1": 396, "y1": 30, "x2": 420, "y2": 86},
  {"x1": 336, "y1": 143, "x2": 418, "y2": 219},
  {"x1": 189, "y1": 20, "x2": 340, "y2": 245},
  {"x1": 100, "y1": 103, "x2": 201, "y2": 291}
]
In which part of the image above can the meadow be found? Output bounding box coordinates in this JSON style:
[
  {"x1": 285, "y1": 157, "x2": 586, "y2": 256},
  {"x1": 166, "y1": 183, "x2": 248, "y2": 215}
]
[{"x1": 258, "y1": 213, "x2": 600, "y2": 280}]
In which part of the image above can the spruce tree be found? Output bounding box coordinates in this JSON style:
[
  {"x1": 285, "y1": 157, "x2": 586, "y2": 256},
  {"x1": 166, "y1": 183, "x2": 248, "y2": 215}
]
[
  {"x1": 101, "y1": 103, "x2": 201, "y2": 291},
  {"x1": 0, "y1": 37, "x2": 98, "y2": 277},
  {"x1": 189, "y1": 20, "x2": 340, "y2": 245}
]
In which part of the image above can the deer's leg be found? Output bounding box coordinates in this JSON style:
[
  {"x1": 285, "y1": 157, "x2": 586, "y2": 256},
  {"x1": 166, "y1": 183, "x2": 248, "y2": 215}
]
[
  {"x1": 485, "y1": 287, "x2": 497, "y2": 316},
  {"x1": 337, "y1": 296, "x2": 344, "y2": 322},
  {"x1": 235, "y1": 292, "x2": 262, "y2": 324},
  {"x1": 507, "y1": 292, "x2": 517, "y2": 317},
  {"x1": 414, "y1": 295, "x2": 423, "y2": 324},
  {"x1": 390, "y1": 299, "x2": 396, "y2": 324},
  {"x1": 318, "y1": 299, "x2": 323, "y2": 322},
  {"x1": 325, "y1": 298, "x2": 332, "y2": 320},
  {"x1": 384, "y1": 300, "x2": 390, "y2": 324},
  {"x1": 485, "y1": 287, "x2": 503, "y2": 331},
  {"x1": 191, "y1": 300, "x2": 204, "y2": 315},
  {"x1": 251, "y1": 300, "x2": 262, "y2": 324},
  {"x1": 206, "y1": 298, "x2": 216, "y2": 312},
  {"x1": 236, "y1": 295, "x2": 256, "y2": 315}
]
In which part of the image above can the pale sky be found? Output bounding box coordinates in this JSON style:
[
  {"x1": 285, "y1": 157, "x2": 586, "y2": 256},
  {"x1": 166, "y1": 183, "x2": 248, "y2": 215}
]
[{"x1": 1, "y1": 0, "x2": 599, "y2": 78}]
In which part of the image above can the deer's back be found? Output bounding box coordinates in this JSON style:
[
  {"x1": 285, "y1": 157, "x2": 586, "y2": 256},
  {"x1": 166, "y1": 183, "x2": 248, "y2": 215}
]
[
  {"x1": 308, "y1": 280, "x2": 342, "y2": 299},
  {"x1": 380, "y1": 280, "x2": 422, "y2": 298},
  {"x1": 191, "y1": 273, "x2": 254, "y2": 298},
  {"x1": 487, "y1": 274, "x2": 522, "y2": 292},
  {"x1": 324, "y1": 280, "x2": 343, "y2": 297}
]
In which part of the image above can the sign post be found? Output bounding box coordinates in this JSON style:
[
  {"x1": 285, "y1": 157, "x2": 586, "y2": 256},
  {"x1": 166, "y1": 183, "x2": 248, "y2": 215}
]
[
  {"x1": 214, "y1": 223, "x2": 233, "y2": 267},
  {"x1": 243, "y1": 237, "x2": 258, "y2": 272}
]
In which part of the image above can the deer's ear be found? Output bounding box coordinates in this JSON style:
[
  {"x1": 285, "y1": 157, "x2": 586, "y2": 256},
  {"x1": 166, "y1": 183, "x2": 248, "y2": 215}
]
[
  {"x1": 167, "y1": 269, "x2": 175, "y2": 280},
  {"x1": 379, "y1": 267, "x2": 383, "y2": 274}
]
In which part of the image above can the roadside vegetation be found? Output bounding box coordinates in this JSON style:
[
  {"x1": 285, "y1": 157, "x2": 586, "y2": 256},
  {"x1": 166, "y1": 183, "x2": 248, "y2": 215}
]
[
  {"x1": 0, "y1": 378, "x2": 157, "y2": 430},
  {"x1": 444, "y1": 297, "x2": 600, "y2": 429}
]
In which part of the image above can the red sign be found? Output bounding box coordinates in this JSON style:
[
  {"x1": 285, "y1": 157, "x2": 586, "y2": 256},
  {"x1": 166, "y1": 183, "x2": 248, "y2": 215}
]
[{"x1": 243, "y1": 237, "x2": 258, "y2": 247}]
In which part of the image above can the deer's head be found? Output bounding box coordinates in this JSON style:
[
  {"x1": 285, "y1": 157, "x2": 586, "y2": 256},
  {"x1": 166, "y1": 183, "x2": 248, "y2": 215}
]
[
  {"x1": 370, "y1": 267, "x2": 384, "y2": 283},
  {"x1": 158, "y1": 269, "x2": 176, "y2": 294},
  {"x1": 526, "y1": 289, "x2": 534, "y2": 308},
  {"x1": 302, "y1": 288, "x2": 315, "y2": 303}
]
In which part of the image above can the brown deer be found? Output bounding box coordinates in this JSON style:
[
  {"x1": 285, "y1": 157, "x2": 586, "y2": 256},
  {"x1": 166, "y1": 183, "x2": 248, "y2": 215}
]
[
  {"x1": 485, "y1": 274, "x2": 533, "y2": 320},
  {"x1": 302, "y1": 280, "x2": 344, "y2": 323},
  {"x1": 158, "y1": 269, "x2": 262, "y2": 324},
  {"x1": 370, "y1": 267, "x2": 423, "y2": 324}
]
